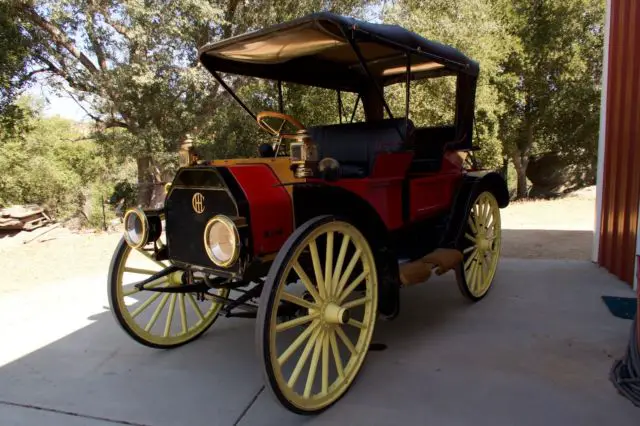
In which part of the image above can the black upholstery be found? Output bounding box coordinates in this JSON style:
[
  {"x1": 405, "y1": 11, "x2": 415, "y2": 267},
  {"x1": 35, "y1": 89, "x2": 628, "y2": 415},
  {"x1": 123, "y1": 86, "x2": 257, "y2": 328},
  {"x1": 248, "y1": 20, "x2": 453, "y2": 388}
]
[
  {"x1": 308, "y1": 118, "x2": 414, "y2": 177},
  {"x1": 408, "y1": 125, "x2": 456, "y2": 173}
]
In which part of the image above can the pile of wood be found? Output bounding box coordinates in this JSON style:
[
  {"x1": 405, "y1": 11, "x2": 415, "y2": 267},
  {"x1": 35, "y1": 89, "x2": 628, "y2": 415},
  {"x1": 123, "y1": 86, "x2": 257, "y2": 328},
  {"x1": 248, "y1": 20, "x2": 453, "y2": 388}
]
[{"x1": 0, "y1": 205, "x2": 51, "y2": 231}]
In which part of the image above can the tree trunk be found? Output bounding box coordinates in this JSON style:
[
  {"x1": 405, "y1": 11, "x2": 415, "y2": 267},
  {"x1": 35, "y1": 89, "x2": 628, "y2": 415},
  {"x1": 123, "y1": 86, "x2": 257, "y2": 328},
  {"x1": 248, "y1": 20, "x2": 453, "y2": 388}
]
[
  {"x1": 511, "y1": 152, "x2": 529, "y2": 199},
  {"x1": 136, "y1": 155, "x2": 153, "y2": 207}
]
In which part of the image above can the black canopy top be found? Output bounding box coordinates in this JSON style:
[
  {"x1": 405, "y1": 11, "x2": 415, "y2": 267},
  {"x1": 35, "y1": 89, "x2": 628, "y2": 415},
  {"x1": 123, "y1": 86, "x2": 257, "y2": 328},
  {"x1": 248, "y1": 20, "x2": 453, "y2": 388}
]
[{"x1": 198, "y1": 12, "x2": 479, "y2": 92}]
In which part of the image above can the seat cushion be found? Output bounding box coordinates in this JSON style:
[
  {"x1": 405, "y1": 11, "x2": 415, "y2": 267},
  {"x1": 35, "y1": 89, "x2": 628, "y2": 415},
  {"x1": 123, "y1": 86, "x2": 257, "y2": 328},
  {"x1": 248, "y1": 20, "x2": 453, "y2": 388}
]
[{"x1": 308, "y1": 118, "x2": 414, "y2": 177}]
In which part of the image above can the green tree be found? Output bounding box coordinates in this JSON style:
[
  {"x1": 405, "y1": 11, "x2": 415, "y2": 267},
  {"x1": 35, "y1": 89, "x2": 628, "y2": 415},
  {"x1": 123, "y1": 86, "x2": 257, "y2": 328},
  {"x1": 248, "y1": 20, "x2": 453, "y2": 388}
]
[
  {"x1": 383, "y1": 0, "x2": 513, "y2": 169},
  {"x1": 495, "y1": 0, "x2": 605, "y2": 197},
  {"x1": 9, "y1": 0, "x2": 364, "y2": 207}
]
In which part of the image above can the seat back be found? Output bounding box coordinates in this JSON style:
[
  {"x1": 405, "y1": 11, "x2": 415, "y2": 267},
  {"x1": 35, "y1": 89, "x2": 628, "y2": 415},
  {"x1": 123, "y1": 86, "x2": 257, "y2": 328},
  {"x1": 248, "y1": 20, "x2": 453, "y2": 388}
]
[
  {"x1": 308, "y1": 118, "x2": 414, "y2": 177},
  {"x1": 408, "y1": 125, "x2": 456, "y2": 173}
]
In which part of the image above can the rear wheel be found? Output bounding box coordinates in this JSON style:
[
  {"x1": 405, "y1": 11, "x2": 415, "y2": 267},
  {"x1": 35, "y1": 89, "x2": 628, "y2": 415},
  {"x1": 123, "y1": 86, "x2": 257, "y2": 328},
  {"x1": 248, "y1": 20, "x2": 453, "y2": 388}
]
[
  {"x1": 108, "y1": 238, "x2": 229, "y2": 348},
  {"x1": 456, "y1": 191, "x2": 502, "y2": 301},
  {"x1": 257, "y1": 216, "x2": 378, "y2": 414}
]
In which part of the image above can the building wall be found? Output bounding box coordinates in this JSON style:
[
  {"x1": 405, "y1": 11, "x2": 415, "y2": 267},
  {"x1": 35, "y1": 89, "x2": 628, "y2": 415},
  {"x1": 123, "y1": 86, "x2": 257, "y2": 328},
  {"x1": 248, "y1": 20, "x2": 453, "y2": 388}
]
[{"x1": 597, "y1": 0, "x2": 640, "y2": 286}]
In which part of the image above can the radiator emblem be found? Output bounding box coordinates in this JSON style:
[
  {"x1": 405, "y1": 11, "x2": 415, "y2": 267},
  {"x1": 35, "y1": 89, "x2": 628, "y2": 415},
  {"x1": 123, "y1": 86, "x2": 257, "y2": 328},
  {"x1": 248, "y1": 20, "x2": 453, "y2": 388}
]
[{"x1": 192, "y1": 192, "x2": 205, "y2": 214}]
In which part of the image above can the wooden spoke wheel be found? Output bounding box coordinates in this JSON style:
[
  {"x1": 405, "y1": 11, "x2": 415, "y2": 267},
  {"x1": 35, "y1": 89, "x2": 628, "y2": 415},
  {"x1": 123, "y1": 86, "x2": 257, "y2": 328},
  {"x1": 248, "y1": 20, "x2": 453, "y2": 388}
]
[
  {"x1": 108, "y1": 237, "x2": 229, "y2": 348},
  {"x1": 257, "y1": 216, "x2": 378, "y2": 414},
  {"x1": 456, "y1": 191, "x2": 502, "y2": 301}
]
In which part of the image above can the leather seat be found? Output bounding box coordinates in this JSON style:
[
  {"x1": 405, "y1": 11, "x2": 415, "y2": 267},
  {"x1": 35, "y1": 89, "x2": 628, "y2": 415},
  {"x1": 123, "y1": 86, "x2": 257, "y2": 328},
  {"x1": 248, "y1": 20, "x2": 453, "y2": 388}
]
[{"x1": 308, "y1": 118, "x2": 414, "y2": 177}]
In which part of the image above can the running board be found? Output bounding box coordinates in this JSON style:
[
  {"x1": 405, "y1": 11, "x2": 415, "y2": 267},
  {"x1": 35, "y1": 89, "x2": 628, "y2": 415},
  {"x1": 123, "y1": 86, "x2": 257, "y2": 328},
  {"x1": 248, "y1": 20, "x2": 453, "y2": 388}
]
[{"x1": 398, "y1": 248, "x2": 463, "y2": 286}]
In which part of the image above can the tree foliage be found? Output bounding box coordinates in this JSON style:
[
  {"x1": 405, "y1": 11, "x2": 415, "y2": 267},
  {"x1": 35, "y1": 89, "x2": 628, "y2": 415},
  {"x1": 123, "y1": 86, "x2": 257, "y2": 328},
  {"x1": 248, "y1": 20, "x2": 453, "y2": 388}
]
[{"x1": 495, "y1": 0, "x2": 605, "y2": 197}]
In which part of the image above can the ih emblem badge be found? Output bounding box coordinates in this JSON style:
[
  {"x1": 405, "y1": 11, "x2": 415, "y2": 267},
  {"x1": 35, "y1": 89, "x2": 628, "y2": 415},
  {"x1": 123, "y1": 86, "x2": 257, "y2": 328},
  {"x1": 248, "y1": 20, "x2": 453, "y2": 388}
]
[{"x1": 192, "y1": 192, "x2": 205, "y2": 214}]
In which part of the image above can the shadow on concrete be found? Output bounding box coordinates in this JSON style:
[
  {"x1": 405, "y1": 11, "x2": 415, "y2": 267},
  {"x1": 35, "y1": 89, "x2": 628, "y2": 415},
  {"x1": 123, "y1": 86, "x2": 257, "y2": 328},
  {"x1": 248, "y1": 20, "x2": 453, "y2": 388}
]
[{"x1": 0, "y1": 259, "x2": 637, "y2": 426}]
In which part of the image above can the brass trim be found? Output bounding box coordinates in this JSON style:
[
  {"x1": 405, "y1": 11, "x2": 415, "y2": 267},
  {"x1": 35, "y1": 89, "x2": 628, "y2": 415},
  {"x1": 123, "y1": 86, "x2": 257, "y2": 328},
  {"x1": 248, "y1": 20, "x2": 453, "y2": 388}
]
[
  {"x1": 192, "y1": 192, "x2": 205, "y2": 214},
  {"x1": 203, "y1": 215, "x2": 240, "y2": 268},
  {"x1": 123, "y1": 208, "x2": 149, "y2": 249}
]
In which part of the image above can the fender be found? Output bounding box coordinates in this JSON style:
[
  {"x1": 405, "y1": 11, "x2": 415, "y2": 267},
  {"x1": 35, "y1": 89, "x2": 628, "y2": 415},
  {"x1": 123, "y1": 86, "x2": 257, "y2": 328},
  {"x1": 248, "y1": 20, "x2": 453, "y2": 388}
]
[
  {"x1": 439, "y1": 170, "x2": 509, "y2": 250},
  {"x1": 292, "y1": 184, "x2": 400, "y2": 318},
  {"x1": 226, "y1": 164, "x2": 294, "y2": 256}
]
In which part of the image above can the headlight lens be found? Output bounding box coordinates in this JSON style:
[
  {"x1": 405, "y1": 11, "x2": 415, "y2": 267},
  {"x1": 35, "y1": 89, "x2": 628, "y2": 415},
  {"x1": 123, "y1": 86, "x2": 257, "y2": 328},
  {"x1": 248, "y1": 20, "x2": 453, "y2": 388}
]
[
  {"x1": 123, "y1": 208, "x2": 148, "y2": 248},
  {"x1": 204, "y1": 215, "x2": 239, "y2": 267}
]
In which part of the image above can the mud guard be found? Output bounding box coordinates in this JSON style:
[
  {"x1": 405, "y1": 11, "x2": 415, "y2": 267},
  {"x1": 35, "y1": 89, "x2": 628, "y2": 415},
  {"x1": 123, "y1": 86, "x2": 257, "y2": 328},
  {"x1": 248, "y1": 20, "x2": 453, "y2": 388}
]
[
  {"x1": 440, "y1": 171, "x2": 509, "y2": 250},
  {"x1": 292, "y1": 184, "x2": 400, "y2": 319}
]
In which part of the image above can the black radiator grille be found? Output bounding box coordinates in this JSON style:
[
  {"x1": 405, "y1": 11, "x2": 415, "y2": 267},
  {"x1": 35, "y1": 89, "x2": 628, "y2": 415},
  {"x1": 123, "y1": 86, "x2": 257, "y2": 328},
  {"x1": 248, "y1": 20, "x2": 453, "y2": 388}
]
[{"x1": 165, "y1": 169, "x2": 239, "y2": 270}]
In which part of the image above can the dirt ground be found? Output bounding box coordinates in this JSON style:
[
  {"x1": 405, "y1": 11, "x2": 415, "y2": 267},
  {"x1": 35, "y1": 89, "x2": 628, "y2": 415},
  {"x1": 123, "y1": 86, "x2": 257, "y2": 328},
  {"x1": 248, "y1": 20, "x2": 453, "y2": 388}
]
[{"x1": 0, "y1": 187, "x2": 595, "y2": 292}]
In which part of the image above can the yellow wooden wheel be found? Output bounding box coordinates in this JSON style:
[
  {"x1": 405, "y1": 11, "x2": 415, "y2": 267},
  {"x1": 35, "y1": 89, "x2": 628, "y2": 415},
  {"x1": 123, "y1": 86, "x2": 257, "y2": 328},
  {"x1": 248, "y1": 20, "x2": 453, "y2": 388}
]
[
  {"x1": 456, "y1": 191, "x2": 502, "y2": 300},
  {"x1": 108, "y1": 237, "x2": 229, "y2": 348},
  {"x1": 257, "y1": 217, "x2": 378, "y2": 414}
]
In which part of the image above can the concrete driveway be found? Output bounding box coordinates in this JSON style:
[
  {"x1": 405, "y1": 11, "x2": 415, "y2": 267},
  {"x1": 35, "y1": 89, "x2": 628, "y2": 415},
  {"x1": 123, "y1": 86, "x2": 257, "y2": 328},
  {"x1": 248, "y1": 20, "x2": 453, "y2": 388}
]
[{"x1": 0, "y1": 258, "x2": 637, "y2": 425}]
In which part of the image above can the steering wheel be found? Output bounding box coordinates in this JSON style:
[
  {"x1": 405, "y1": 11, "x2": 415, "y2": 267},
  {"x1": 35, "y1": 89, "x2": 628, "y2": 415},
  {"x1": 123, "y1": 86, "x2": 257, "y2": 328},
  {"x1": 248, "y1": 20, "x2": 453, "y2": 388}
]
[{"x1": 256, "y1": 111, "x2": 305, "y2": 137}]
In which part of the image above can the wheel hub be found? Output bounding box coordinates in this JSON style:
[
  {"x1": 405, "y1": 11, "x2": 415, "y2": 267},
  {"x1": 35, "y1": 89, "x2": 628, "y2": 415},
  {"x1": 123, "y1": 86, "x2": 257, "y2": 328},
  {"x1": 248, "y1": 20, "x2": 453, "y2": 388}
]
[{"x1": 323, "y1": 303, "x2": 349, "y2": 324}]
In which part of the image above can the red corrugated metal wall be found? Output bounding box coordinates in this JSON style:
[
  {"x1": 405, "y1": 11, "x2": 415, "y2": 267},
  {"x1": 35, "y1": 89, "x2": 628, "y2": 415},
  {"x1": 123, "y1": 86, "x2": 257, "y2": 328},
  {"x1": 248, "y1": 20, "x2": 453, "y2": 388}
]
[{"x1": 598, "y1": 0, "x2": 640, "y2": 286}]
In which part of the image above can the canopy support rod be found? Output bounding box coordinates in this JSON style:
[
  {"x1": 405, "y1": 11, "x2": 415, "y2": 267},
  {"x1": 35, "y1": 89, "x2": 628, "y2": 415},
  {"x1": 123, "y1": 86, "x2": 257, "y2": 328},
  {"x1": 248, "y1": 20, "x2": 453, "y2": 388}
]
[
  {"x1": 405, "y1": 53, "x2": 411, "y2": 137},
  {"x1": 355, "y1": 28, "x2": 470, "y2": 72},
  {"x1": 278, "y1": 80, "x2": 284, "y2": 113},
  {"x1": 345, "y1": 33, "x2": 404, "y2": 142},
  {"x1": 350, "y1": 94, "x2": 360, "y2": 123},
  {"x1": 210, "y1": 71, "x2": 257, "y2": 121},
  {"x1": 337, "y1": 90, "x2": 343, "y2": 124}
]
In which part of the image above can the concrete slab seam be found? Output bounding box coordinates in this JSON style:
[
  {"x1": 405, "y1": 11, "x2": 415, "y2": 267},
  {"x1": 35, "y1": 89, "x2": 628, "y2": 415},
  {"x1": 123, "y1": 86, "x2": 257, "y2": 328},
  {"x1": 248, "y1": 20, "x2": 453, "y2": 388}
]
[
  {"x1": 0, "y1": 400, "x2": 152, "y2": 426},
  {"x1": 232, "y1": 386, "x2": 265, "y2": 426}
]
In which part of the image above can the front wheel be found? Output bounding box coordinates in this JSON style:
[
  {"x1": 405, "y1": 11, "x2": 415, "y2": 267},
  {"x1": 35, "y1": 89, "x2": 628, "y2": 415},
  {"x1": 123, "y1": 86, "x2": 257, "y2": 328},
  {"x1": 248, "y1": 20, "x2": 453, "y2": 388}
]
[
  {"x1": 256, "y1": 216, "x2": 378, "y2": 414},
  {"x1": 456, "y1": 191, "x2": 502, "y2": 301},
  {"x1": 108, "y1": 238, "x2": 229, "y2": 348}
]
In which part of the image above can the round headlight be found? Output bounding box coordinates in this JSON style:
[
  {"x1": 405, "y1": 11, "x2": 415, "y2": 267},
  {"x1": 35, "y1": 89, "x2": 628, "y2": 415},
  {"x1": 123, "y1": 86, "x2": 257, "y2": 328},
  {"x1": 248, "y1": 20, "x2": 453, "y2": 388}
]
[
  {"x1": 203, "y1": 215, "x2": 240, "y2": 267},
  {"x1": 123, "y1": 208, "x2": 148, "y2": 248}
]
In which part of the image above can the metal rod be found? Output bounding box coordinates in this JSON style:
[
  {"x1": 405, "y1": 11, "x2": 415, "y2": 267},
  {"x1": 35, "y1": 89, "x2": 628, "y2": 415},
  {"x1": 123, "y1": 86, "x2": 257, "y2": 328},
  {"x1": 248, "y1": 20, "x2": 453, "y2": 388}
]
[
  {"x1": 278, "y1": 80, "x2": 284, "y2": 113},
  {"x1": 405, "y1": 53, "x2": 411, "y2": 136},
  {"x1": 337, "y1": 90, "x2": 343, "y2": 124},
  {"x1": 350, "y1": 94, "x2": 361, "y2": 123},
  {"x1": 344, "y1": 31, "x2": 404, "y2": 141},
  {"x1": 134, "y1": 265, "x2": 180, "y2": 290},
  {"x1": 210, "y1": 70, "x2": 257, "y2": 121}
]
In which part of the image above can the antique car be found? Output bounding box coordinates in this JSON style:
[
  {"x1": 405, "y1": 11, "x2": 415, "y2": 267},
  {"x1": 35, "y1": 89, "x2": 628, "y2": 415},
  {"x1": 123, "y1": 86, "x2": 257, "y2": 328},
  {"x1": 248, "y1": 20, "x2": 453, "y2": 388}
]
[{"x1": 107, "y1": 12, "x2": 509, "y2": 414}]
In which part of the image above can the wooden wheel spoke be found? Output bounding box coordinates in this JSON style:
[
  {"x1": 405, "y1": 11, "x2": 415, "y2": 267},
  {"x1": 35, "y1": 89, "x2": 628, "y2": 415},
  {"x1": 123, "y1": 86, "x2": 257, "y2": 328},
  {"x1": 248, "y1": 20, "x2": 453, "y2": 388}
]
[
  {"x1": 124, "y1": 267, "x2": 160, "y2": 275},
  {"x1": 281, "y1": 292, "x2": 316, "y2": 310},
  {"x1": 346, "y1": 318, "x2": 365, "y2": 330},
  {"x1": 464, "y1": 250, "x2": 478, "y2": 272},
  {"x1": 179, "y1": 294, "x2": 188, "y2": 334},
  {"x1": 341, "y1": 296, "x2": 370, "y2": 310},
  {"x1": 163, "y1": 294, "x2": 177, "y2": 337},
  {"x1": 331, "y1": 235, "x2": 351, "y2": 297},
  {"x1": 186, "y1": 294, "x2": 205, "y2": 321},
  {"x1": 293, "y1": 261, "x2": 321, "y2": 303},
  {"x1": 287, "y1": 326, "x2": 322, "y2": 388},
  {"x1": 468, "y1": 215, "x2": 478, "y2": 234},
  {"x1": 309, "y1": 240, "x2": 326, "y2": 299},
  {"x1": 338, "y1": 270, "x2": 369, "y2": 304},
  {"x1": 321, "y1": 332, "x2": 329, "y2": 395},
  {"x1": 324, "y1": 232, "x2": 334, "y2": 297},
  {"x1": 464, "y1": 232, "x2": 476, "y2": 243},
  {"x1": 144, "y1": 293, "x2": 170, "y2": 332},
  {"x1": 462, "y1": 245, "x2": 475, "y2": 254},
  {"x1": 130, "y1": 291, "x2": 162, "y2": 318},
  {"x1": 335, "y1": 326, "x2": 356, "y2": 355},
  {"x1": 304, "y1": 331, "x2": 324, "y2": 398},
  {"x1": 278, "y1": 321, "x2": 318, "y2": 366},
  {"x1": 329, "y1": 330, "x2": 344, "y2": 379},
  {"x1": 137, "y1": 248, "x2": 168, "y2": 268},
  {"x1": 336, "y1": 248, "x2": 362, "y2": 296},
  {"x1": 276, "y1": 313, "x2": 318, "y2": 332}
]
